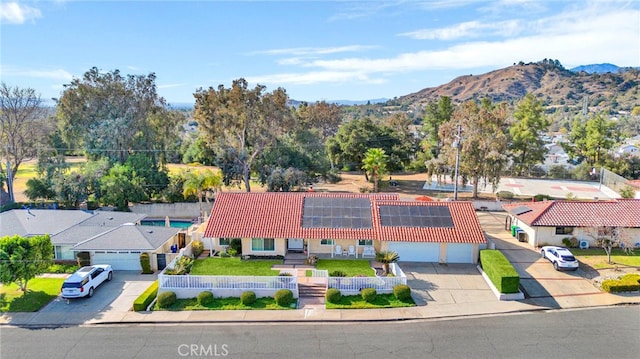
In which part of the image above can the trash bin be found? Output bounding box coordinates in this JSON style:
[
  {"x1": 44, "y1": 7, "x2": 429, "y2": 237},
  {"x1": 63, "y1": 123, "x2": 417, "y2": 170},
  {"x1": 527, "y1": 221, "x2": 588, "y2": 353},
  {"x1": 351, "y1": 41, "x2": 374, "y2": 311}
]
[{"x1": 511, "y1": 225, "x2": 518, "y2": 236}]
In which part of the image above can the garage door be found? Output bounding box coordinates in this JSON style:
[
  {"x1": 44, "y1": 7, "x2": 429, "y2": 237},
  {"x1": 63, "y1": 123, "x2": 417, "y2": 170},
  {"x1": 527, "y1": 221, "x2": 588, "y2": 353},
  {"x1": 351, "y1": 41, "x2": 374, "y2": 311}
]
[
  {"x1": 387, "y1": 242, "x2": 440, "y2": 262},
  {"x1": 446, "y1": 243, "x2": 474, "y2": 263},
  {"x1": 93, "y1": 252, "x2": 141, "y2": 271}
]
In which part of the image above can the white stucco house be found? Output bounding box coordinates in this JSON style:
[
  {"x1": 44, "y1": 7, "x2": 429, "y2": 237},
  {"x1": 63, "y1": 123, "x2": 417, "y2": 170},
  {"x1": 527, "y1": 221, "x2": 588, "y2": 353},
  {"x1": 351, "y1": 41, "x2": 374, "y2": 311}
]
[
  {"x1": 203, "y1": 192, "x2": 487, "y2": 264},
  {"x1": 503, "y1": 200, "x2": 640, "y2": 248}
]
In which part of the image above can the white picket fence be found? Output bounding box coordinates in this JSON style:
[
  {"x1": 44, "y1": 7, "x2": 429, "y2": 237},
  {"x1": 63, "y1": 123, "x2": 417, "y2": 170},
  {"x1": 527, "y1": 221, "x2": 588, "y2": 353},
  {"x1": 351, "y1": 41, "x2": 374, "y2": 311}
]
[{"x1": 328, "y1": 276, "x2": 406, "y2": 294}]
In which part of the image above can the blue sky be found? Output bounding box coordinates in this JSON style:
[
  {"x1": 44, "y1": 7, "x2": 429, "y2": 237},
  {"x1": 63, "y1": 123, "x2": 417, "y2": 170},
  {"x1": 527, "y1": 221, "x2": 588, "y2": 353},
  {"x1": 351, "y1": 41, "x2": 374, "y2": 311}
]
[{"x1": 1, "y1": 0, "x2": 639, "y2": 105}]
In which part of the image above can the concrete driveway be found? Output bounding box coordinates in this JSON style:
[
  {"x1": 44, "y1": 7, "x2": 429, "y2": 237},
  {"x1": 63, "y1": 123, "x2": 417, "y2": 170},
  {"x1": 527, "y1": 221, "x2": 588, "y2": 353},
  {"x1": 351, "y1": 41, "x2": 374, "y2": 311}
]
[
  {"x1": 478, "y1": 212, "x2": 603, "y2": 306},
  {"x1": 27, "y1": 271, "x2": 156, "y2": 325},
  {"x1": 399, "y1": 262, "x2": 495, "y2": 306}
]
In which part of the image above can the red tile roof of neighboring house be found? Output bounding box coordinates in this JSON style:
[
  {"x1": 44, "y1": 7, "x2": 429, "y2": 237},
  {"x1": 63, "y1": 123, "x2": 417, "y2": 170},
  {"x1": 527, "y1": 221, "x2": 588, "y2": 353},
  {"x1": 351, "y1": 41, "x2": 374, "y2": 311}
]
[
  {"x1": 503, "y1": 199, "x2": 640, "y2": 227},
  {"x1": 627, "y1": 180, "x2": 640, "y2": 189},
  {"x1": 204, "y1": 192, "x2": 485, "y2": 244}
]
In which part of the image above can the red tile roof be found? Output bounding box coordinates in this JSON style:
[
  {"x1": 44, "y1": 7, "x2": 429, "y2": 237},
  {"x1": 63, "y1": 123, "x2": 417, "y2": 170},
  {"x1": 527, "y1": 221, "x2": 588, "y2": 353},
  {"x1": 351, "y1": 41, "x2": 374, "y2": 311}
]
[
  {"x1": 204, "y1": 192, "x2": 485, "y2": 244},
  {"x1": 373, "y1": 200, "x2": 486, "y2": 244},
  {"x1": 627, "y1": 180, "x2": 640, "y2": 189},
  {"x1": 503, "y1": 199, "x2": 640, "y2": 227}
]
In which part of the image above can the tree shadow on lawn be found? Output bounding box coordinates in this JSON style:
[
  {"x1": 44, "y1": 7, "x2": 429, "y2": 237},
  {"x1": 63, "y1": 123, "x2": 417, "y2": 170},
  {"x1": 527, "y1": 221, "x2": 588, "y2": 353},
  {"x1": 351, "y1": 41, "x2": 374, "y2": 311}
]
[{"x1": 0, "y1": 290, "x2": 58, "y2": 313}]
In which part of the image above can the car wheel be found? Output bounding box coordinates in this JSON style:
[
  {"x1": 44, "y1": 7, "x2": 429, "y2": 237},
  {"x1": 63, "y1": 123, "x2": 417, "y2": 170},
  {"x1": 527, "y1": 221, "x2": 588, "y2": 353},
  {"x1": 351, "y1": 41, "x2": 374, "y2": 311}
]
[
  {"x1": 107, "y1": 272, "x2": 113, "y2": 281},
  {"x1": 88, "y1": 287, "x2": 94, "y2": 297},
  {"x1": 553, "y1": 262, "x2": 559, "y2": 271},
  {"x1": 541, "y1": 250, "x2": 545, "y2": 259}
]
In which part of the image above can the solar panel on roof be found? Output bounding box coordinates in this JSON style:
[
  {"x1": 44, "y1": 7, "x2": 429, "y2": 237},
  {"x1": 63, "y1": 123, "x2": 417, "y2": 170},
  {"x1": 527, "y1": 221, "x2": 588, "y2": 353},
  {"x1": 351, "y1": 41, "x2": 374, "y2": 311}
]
[
  {"x1": 302, "y1": 197, "x2": 373, "y2": 229},
  {"x1": 379, "y1": 205, "x2": 454, "y2": 228},
  {"x1": 511, "y1": 206, "x2": 532, "y2": 215}
]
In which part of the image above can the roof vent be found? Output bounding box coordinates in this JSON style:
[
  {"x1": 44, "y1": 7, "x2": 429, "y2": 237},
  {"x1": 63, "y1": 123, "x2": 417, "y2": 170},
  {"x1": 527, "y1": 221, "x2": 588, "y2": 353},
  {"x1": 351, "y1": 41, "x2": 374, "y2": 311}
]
[{"x1": 146, "y1": 230, "x2": 153, "y2": 233}]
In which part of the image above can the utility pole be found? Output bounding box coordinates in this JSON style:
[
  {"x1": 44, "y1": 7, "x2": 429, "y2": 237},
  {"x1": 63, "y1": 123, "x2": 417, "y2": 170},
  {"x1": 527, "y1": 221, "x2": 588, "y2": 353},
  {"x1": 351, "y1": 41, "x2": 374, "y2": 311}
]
[{"x1": 453, "y1": 125, "x2": 461, "y2": 201}]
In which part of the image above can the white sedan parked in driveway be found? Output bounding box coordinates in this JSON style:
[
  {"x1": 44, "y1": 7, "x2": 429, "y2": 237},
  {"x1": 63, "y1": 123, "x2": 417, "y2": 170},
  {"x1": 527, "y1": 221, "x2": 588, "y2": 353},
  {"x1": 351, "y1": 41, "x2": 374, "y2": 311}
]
[{"x1": 541, "y1": 246, "x2": 579, "y2": 271}]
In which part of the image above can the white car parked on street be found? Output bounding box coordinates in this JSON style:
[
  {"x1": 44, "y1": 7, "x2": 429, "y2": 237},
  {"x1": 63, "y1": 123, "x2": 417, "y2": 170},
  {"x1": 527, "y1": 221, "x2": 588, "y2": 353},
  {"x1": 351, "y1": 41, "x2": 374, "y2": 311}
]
[
  {"x1": 61, "y1": 265, "x2": 113, "y2": 298},
  {"x1": 541, "y1": 246, "x2": 579, "y2": 271}
]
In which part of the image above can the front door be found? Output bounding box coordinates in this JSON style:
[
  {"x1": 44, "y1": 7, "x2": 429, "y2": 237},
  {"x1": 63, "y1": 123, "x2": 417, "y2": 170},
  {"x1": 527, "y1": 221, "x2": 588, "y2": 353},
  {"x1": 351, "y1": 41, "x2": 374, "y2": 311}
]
[
  {"x1": 287, "y1": 238, "x2": 304, "y2": 252},
  {"x1": 157, "y1": 254, "x2": 167, "y2": 270}
]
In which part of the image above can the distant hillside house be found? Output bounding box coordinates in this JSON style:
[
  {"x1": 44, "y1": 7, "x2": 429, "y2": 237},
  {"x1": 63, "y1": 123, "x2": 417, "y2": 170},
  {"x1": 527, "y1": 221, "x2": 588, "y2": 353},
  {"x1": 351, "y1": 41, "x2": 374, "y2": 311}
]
[
  {"x1": 503, "y1": 200, "x2": 640, "y2": 248},
  {"x1": 203, "y1": 192, "x2": 486, "y2": 264},
  {"x1": 617, "y1": 144, "x2": 639, "y2": 157}
]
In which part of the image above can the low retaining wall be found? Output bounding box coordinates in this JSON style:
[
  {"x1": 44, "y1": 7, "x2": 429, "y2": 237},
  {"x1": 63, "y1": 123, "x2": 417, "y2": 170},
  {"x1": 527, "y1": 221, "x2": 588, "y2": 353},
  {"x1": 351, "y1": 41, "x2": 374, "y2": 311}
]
[
  {"x1": 158, "y1": 287, "x2": 297, "y2": 299},
  {"x1": 477, "y1": 265, "x2": 524, "y2": 301}
]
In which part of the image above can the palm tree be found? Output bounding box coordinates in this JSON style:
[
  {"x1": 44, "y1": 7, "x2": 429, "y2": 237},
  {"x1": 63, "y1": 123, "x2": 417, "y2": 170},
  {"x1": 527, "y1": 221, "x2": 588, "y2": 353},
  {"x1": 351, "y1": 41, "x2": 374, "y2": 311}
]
[
  {"x1": 375, "y1": 250, "x2": 400, "y2": 276},
  {"x1": 362, "y1": 148, "x2": 388, "y2": 192},
  {"x1": 183, "y1": 169, "x2": 223, "y2": 222}
]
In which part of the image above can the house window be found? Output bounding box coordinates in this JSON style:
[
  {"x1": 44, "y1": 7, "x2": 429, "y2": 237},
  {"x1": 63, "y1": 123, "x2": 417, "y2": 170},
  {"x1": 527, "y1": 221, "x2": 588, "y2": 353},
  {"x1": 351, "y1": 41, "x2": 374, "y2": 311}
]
[
  {"x1": 320, "y1": 239, "x2": 334, "y2": 246},
  {"x1": 219, "y1": 238, "x2": 230, "y2": 246},
  {"x1": 555, "y1": 227, "x2": 574, "y2": 235},
  {"x1": 251, "y1": 238, "x2": 275, "y2": 251},
  {"x1": 358, "y1": 240, "x2": 373, "y2": 246},
  {"x1": 54, "y1": 246, "x2": 62, "y2": 259}
]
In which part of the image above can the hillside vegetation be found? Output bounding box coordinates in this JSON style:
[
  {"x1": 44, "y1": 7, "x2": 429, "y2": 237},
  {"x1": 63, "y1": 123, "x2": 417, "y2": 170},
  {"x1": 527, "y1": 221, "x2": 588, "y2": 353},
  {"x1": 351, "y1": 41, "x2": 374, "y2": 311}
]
[{"x1": 396, "y1": 60, "x2": 639, "y2": 115}]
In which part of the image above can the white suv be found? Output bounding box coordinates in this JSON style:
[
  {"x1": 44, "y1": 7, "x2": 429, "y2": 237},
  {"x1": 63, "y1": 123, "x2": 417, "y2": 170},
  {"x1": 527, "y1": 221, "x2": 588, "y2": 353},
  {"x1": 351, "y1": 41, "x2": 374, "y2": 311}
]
[
  {"x1": 541, "y1": 246, "x2": 579, "y2": 271},
  {"x1": 61, "y1": 265, "x2": 113, "y2": 298}
]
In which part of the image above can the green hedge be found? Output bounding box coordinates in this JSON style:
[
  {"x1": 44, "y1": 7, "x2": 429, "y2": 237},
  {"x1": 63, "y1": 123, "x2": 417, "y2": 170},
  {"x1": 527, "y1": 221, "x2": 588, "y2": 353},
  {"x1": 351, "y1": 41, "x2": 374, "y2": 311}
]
[
  {"x1": 601, "y1": 274, "x2": 640, "y2": 293},
  {"x1": 480, "y1": 250, "x2": 520, "y2": 294},
  {"x1": 133, "y1": 281, "x2": 158, "y2": 311}
]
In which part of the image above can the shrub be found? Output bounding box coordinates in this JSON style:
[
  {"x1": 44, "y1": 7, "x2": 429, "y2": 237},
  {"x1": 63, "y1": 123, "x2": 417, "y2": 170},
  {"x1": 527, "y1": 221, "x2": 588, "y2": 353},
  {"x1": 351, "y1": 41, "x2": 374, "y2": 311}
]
[
  {"x1": 192, "y1": 240, "x2": 204, "y2": 258},
  {"x1": 229, "y1": 238, "x2": 242, "y2": 255},
  {"x1": 197, "y1": 291, "x2": 214, "y2": 306},
  {"x1": 240, "y1": 291, "x2": 257, "y2": 305},
  {"x1": 133, "y1": 281, "x2": 158, "y2": 311},
  {"x1": 157, "y1": 291, "x2": 177, "y2": 308},
  {"x1": 220, "y1": 251, "x2": 230, "y2": 258},
  {"x1": 562, "y1": 237, "x2": 578, "y2": 248},
  {"x1": 480, "y1": 250, "x2": 520, "y2": 294},
  {"x1": 227, "y1": 248, "x2": 238, "y2": 257},
  {"x1": 305, "y1": 255, "x2": 318, "y2": 266},
  {"x1": 393, "y1": 284, "x2": 412, "y2": 301},
  {"x1": 361, "y1": 288, "x2": 377, "y2": 303},
  {"x1": 326, "y1": 288, "x2": 342, "y2": 304},
  {"x1": 168, "y1": 256, "x2": 194, "y2": 275},
  {"x1": 601, "y1": 274, "x2": 640, "y2": 293},
  {"x1": 140, "y1": 252, "x2": 152, "y2": 274},
  {"x1": 330, "y1": 270, "x2": 347, "y2": 277},
  {"x1": 274, "y1": 289, "x2": 294, "y2": 306},
  {"x1": 76, "y1": 251, "x2": 90, "y2": 267},
  {"x1": 496, "y1": 191, "x2": 514, "y2": 200},
  {"x1": 534, "y1": 194, "x2": 553, "y2": 201}
]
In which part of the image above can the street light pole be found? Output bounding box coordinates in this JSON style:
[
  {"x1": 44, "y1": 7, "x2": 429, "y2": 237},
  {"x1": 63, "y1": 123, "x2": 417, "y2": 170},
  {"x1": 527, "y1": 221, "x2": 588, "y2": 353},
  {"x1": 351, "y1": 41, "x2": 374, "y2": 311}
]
[{"x1": 453, "y1": 125, "x2": 461, "y2": 201}]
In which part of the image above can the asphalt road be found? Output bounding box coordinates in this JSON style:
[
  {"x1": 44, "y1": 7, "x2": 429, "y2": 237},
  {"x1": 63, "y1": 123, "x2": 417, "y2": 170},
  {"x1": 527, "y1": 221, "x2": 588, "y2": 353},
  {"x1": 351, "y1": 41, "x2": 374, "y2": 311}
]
[{"x1": 2, "y1": 306, "x2": 639, "y2": 359}]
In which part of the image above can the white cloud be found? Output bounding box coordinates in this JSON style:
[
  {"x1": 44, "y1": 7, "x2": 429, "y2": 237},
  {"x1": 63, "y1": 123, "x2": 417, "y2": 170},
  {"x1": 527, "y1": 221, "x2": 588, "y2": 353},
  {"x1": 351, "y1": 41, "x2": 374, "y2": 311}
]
[
  {"x1": 157, "y1": 83, "x2": 185, "y2": 89},
  {"x1": 246, "y1": 71, "x2": 383, "y2": 86},
  {"x1": 0, "y1": 66, "x2": 73, "y2": 81},
  {"x1": 399, "y1": 20, "x2": 522, "y2": 40},
  {"x1": 0, "y1": 2, "x2": 42, "y2": 24},
  {"x1": 252, "y1": 45, "x2": 377, "y2": 56}
]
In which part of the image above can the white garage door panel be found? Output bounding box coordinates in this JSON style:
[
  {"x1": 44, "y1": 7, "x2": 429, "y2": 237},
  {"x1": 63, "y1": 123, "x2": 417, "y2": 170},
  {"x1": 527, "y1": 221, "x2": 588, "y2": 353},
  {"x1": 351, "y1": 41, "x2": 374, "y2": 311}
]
[
  {"x1": 388, "y1": 242, "x2": 440, "y2": 262},
  {"x1": 446, "y1": 243, "x2": 474, "y2": 263},
  {"x1": 93, "y1": 252, "x2": 141, "y2": 271}
]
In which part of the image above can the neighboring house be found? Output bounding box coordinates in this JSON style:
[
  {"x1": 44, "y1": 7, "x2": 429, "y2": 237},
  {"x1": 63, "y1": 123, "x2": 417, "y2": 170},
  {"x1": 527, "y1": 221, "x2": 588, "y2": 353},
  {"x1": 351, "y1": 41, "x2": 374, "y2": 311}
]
[
  {"x1": 617, "y1": 144, "x2": 639, "y2": 157},
  {"x1": 503, "y1": 200, "x2": 640, "y2": 248},
  {"x1": 72, "y1": 224, "x2": 181, "y2": 271},
  {"x1": 203, "y1": 192, "x2": 486, "y2": 264},
  {"x1": 0, "y1": 209, "x2": 184, "y2": 271}
]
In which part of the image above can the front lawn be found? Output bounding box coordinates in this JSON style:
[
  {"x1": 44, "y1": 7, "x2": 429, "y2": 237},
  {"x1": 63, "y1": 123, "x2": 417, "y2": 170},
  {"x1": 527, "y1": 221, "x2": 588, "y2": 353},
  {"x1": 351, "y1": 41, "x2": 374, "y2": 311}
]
[
  {"x1": 316, "y1": 259, "x2": 375, "y2": 277},
  {"x1": 155, "y1": 296, "x2": 294, "y2": 310},
  {"x1": 0, "y1": 278, "x2": 65, "y2": 312},
  {"x1": 571, "y1": 248, "x2": 640, "y2": 268},
  {"x1": 326, "y1": 293, "x2": 415, "y2": 309},
  {"x1": 190, "y1": 257, "x2": 282, "y2": 276}
]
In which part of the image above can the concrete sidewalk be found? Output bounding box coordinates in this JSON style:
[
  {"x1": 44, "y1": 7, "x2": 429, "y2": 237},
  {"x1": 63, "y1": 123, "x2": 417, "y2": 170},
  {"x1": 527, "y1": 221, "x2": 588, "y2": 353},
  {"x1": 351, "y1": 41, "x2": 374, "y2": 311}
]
[{"x1": 2, "y1": 289, "x2": 638, "y2": 327}]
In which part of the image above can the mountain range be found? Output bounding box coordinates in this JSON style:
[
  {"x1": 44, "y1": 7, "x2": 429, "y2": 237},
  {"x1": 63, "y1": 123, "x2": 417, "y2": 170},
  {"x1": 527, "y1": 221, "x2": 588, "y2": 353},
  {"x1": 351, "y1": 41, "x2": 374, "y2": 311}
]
[{"x1": 395, "y1": 60, "x2": 639, "y2": 114}]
